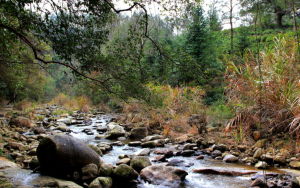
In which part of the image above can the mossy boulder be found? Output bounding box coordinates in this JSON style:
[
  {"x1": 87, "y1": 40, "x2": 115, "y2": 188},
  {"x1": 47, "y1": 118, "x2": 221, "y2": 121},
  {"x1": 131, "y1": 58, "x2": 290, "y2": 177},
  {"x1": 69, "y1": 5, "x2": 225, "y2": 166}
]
[
  {"x1": 253, "y1": 139, "x2": 267, "y2": 148},
  {"x1": 129, "y1": 127, "x2": 148, "y2": 140},
  {"x1": 113, "y1": 164, "x2": 138, "y2": 180},
  {"x1": 89, "y1": 177, "x2": 112, "y2": 188},
  {"x1": 130, "y1": 156, "x2": 151, "y2": 172},
  {"x1": 99, "y1": 163, "x2": 114, "y2": 177},
  {"x1": 0, "y1": 178, "x2": 13, "y2": 188}
]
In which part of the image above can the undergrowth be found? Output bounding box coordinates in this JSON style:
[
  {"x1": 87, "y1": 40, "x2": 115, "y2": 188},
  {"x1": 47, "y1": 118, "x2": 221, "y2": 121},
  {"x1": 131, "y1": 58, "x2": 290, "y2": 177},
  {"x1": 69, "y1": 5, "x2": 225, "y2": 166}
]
[
  {"x1": 120, "y1": 84, "x2": 206, "y2": 138},
  {"x1": 50, "y1": 93, "x2": 91, "y2": 112},
  {"x1": 225, "y1": 37, "x2": 300, "y2": 143}
]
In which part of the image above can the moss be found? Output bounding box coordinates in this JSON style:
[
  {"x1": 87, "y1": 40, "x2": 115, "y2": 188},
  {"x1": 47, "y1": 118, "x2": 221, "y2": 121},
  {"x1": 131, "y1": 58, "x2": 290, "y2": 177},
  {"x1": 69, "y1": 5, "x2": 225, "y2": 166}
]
[
  {"x1": 0, "y1": 178, "x2": 13, "y2": 188},
  {"x1": 35, "y1": 115, "x2": 45, "y2": 121},
  {"x1": 130, "y1": 156, "x2": 151, "y2": 172},
  {"x1": 52, "y1": 109, "x2": 69, "y2": 116},
  {"x1": 98, "y1": 177, "x2": 112, "y2": 187},
  {"x1": 113, "y1": 164, "x2": 138, "y2": 180},
  {"x1": 99, "y1": 164, "x2": 114, "y2": 177}
]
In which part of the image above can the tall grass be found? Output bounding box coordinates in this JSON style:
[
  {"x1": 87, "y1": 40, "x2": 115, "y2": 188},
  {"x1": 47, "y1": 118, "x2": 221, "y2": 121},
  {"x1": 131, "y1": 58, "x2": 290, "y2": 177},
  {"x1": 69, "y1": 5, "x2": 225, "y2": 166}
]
[{"x1": 226, "y1": 37, "x2": 300, "y2": 137}]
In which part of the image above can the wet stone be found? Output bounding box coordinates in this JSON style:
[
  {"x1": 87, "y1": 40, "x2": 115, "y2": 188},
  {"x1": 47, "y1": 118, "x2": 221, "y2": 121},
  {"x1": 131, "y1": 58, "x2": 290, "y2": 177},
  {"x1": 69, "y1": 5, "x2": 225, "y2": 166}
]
[
  {"x1": 223, "y1": 154, "x2": 238, "y2": 163},
  {"x1": 211, "y1": 150, "x2": 222, "y2": 158},
  {"x1": 135, "y1": 148, "x2": 151, "y2": 156},
  {"x1": 196, "y1": 155, "x2": 205, "y2": 160},
  {"x1": 116, "y1": 158, "x2": 131, "y2": 165},
  {"x1": 181, "y1": 150, "x2": 195, "y2": 157},
  {"x1": 96, "y1": 127, "x2": 108, "y2": 133},
  {"x1": 128, "y1": 141, "x2": 141, "y2": 146},
  {"x1": 152, "y1": 155, "x2": 167, "y2": 162}
]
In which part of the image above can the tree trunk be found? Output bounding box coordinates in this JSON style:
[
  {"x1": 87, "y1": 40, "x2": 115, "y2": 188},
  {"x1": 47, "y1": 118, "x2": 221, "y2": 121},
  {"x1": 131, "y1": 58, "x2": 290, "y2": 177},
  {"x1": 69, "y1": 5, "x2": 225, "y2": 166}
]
[
  {"x1": 229, "y1": 0, "x2": 234, "y2": 53},
  {"x1": 275, "y1": 7, "x2": 284, "y2": 28},
  {"x1": 291, "y1": 0, "x2": 300, "y2": 53}
]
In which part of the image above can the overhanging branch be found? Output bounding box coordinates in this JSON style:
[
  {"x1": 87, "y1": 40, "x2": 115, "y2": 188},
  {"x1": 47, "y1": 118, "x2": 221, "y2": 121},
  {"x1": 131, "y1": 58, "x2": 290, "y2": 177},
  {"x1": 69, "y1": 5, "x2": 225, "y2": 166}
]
[{"x1": 0, "y1": 23, "x2": 126, "y2": 99}]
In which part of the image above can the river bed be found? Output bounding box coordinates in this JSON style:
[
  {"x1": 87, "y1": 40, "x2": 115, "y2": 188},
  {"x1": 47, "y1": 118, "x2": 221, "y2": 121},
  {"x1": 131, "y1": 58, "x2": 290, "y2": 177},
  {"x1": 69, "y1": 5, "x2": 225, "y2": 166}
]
[{"x1": 7, "y1": 114, "x2": 292, "y2": 188}]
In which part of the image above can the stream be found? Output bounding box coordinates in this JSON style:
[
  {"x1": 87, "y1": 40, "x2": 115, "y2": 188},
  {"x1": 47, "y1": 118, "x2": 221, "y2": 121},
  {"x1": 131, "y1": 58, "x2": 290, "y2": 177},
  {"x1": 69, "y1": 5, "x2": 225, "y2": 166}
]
[{"x1": 7, "y1": 114, "x2": 291, "y2": 188}]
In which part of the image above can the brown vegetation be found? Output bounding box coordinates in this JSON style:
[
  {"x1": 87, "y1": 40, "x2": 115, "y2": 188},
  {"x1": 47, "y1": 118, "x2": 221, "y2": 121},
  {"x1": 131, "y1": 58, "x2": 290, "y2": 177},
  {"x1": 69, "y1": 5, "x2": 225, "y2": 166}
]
[
  {"x1": 225, "y1": 38, "x2": 300, "y2": 144},
  {"x1": 50, "y1": 94, "x2": 91, "y2": 112},
  {"x1": 118, "y1": 85, "x2": 206, "y2": 138}
]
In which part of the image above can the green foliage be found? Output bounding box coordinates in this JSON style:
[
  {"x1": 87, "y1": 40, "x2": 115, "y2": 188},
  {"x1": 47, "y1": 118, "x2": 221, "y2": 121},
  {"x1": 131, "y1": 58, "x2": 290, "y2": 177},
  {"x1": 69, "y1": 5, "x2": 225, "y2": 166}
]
[
  {"x1": 239, "y1": 0, "x2": 300, "y2": 28},
  {"x1": 236, "y1": 26, "x2": 251, "y2": 57},
  {"x1": 52, "y1": 109, "x2": 70, "y2": 116},
  {"x1": 181, "y1": 7, "x2": 224, "y2": 104},
  {"x1": 207, "y1": 100, "x2": 234, "y2": 123}
]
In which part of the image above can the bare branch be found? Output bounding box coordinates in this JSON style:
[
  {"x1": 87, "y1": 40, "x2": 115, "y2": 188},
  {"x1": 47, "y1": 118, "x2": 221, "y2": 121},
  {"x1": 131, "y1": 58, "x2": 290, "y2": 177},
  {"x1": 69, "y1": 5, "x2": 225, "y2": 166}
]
[{"x1": 103, "y1": 0, "x2": 138, "y2": 13}]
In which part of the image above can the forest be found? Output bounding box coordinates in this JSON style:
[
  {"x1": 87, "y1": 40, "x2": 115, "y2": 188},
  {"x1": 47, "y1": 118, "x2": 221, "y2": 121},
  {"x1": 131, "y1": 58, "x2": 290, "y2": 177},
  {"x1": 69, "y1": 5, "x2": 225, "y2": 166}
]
[{"x1": 1, "y1": 0, "x2": 300, "y2": 188}]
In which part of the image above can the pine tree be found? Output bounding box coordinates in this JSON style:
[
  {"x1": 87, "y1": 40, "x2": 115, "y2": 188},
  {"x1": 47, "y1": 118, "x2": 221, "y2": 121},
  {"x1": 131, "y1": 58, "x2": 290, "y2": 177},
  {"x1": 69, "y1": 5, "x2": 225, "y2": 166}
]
[{"x1": 183, "y1": 6, "x2": 224, "y2": 104}]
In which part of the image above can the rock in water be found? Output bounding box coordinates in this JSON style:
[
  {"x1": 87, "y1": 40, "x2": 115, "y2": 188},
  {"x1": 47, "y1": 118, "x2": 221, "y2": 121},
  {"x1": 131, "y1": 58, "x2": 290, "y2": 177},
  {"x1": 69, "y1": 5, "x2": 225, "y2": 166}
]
[
  {"x1": 113, "y1": 164, "x2": 138, "y2": 180},
  {"x1": 130, "y1": 156, "x2": 151, "y2": 172},
  {"x1": 129, "y1": 127, "x2": 148, "y2": 140},
  {"x1": 106, "y1": 122, "x2": 126, "y2": 139},
  {"x1": 140, "y1": 164, "x2": 188, "y2": 188},
  {"x1": 36, "y1": 135, "x2": 101, "y2": 179},
  {"x1": 223, "y1": 154, "x2": 239, "y2": 163},
  {"x1": 193, "y1": 169, "x2": 256, "y2": 176},
  {"x1": 89, "y1": 177, "x2": 112, "y2": 188}
]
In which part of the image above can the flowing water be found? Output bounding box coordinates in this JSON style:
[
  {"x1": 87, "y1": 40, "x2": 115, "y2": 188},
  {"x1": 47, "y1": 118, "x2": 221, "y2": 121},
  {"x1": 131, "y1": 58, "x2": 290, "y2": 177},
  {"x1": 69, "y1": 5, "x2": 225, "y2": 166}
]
[{"x1": 6, "y1": 114, "x2": 290, "y2": 188}]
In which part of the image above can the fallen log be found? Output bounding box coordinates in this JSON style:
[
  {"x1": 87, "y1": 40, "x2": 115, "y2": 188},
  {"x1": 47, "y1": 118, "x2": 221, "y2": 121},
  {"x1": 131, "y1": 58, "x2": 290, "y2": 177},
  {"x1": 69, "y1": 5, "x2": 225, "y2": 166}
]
[
  {"x1": 193, "y1": 168, "x2": 256, "y2": 176},
  {"x1": 36, "y1": 135, "x2": 101, "y2": 179}
]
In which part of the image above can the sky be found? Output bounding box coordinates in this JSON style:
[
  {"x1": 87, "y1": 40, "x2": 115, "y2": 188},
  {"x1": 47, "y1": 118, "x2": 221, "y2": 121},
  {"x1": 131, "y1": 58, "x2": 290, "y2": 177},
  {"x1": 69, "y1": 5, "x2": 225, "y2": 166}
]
[
  {"x1": 113, "y1": 0, "x2": 244, "y2": 29},
  {"x1": 32, "y1": 0, "x2": 245, "y2": 30}
]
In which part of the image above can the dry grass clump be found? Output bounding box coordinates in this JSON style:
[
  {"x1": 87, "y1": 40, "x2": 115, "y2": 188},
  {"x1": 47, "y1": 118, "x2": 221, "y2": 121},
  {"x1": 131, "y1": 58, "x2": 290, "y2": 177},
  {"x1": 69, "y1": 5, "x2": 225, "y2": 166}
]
[
  {"x1": 120, "y1": 85, "x2": 205, "y2": 138},
  {"x1": 14, "y1": 100, "x2": 36, "y2": 113},
  {"x1": 226, "y1": 37, "x2": 300, "y2": 140},
  {"x1": 50, "y1": 93, "x2": 91, "y2": 112}
]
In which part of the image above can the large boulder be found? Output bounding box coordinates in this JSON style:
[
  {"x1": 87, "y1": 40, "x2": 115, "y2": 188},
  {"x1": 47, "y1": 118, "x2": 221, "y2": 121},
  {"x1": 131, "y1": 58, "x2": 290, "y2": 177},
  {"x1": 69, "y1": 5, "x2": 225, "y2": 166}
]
[
  {"x1": 9, "y1": 116, "x2": 33, "y2": 128},
  {"x1": 36, "y1": 135, "x2": 101, "y2": 179},
  {"x1": 130, "y1": 156, "x2": 151, "y2": 172},
  {"x1": 140, "y1": 164, "x2": 188, "y2": 187},
  {"x1": 129, "y1": 127, "x2": 148, "y2": 140},
  {"x1": 106, "y1": 122, "x2": 126, "y2": 139}
]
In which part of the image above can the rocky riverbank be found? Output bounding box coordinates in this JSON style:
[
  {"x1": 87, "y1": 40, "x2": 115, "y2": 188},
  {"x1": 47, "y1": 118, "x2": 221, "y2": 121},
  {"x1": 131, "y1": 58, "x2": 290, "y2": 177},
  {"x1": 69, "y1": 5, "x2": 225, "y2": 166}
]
[{"x1": 0, "y1": 104, "x2": 300, "y2": 188}]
